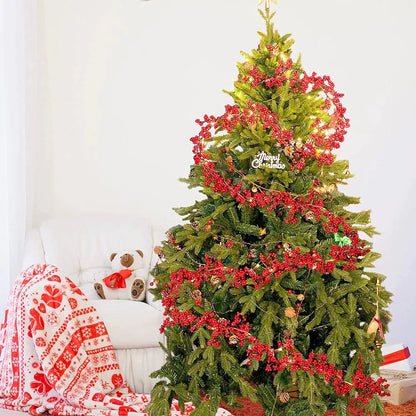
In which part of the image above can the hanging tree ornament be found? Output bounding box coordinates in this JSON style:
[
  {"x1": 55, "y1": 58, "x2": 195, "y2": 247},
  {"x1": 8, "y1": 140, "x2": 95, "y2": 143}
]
[
  {"x1": 305, "y1": 211, "x2": 314, "y2": 221},
  {"x1": 270, "y1": 43, "x2": 280, "y2": 57},
  {"x1": 278, "y1": 385, "x2": 299, "y2": 404},
  {"x1": 243, "y1": 61, "x2": 255, "y2": 71},
  {"x1": 367, "y1": 278, "x2": 384, "y2": 339},
  {"x1": 166, "y1": 231, "x2": 175, "y2": 243},
  {"x1": 279, "y1": 392, "x2": 290, "y2": 403},
  {"x1": 285, "y1": 307, "x2": 296, "y2": 318},
  {"x1": 334, "y1": 233, "x2": 352, "y2": 248},
  {"x1": 153, "y1": 246, "x2": 164, "y2": 260},
  {"x1": 367, "y1": 310, "x2": 383, "y2": 337},
  {"x1": 283, "y1": 144, "x2": 294, "y2": 157},
  {"x1": 248, "y1": 121, "x2": 257, "y2": 131},
  {"x1": 229, "y1": 335, "x2": 238, "y2": 345},
  {"x1": 211, "y1": 276, "x2": 220, "y2": 286},
  {"x1": 192, "y1": 290, "x2": 202, "y2": 303}
]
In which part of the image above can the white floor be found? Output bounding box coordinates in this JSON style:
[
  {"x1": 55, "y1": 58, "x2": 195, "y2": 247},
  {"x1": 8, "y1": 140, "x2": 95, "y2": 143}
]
[{"x1": 0, "y1": 410, "x2": 28, "y2": 416}]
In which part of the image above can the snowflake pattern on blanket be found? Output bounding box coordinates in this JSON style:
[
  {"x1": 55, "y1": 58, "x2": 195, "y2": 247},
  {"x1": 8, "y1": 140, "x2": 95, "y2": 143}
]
[{"x1": 0, "y1": 264, "x2": 232, "y2": 416}]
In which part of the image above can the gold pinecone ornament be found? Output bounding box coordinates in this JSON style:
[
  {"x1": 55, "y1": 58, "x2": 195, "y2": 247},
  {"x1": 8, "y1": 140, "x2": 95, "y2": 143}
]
[
  {"x1": 279, "y1": 392, "x2": 290, "y2": 403},
  {"x1": 279, "y1": 386, "x2": 299, "y2": 403}
]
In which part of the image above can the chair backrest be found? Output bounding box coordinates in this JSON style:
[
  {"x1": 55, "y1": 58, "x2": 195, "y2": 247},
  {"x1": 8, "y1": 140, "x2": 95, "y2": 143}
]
[{"x1": 22, "y1": 215, "x2": 156, "y2": 299}]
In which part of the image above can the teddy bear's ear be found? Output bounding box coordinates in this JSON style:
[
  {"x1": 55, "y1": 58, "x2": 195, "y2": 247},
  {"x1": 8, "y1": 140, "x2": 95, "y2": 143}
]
[
  {"x1": 136, "y1": 250, "x2": 144, "y2": 258},
  {"x1": 110, "y1": 253, "x2": 118, "y2": 261}
]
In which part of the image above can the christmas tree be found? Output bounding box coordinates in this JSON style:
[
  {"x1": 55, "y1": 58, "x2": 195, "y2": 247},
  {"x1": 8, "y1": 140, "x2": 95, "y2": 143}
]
[{"x1": 146, "y1": 3, "x2": 392, "y2": 416}]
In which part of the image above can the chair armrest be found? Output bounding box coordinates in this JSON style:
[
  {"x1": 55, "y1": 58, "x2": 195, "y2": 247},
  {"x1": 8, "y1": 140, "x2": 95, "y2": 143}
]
[
  {"x1": 146, "y1": 224, "x2": 169, "y2": 312},
  {"x1": 146, "y1": 280, "x2": 164, "y2": 312}
]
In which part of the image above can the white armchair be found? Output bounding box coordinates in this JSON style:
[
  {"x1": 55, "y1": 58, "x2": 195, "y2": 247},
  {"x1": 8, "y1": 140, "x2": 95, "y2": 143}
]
[{"x1": 21, "y1": 214, "x2": 166, "y2": 394}]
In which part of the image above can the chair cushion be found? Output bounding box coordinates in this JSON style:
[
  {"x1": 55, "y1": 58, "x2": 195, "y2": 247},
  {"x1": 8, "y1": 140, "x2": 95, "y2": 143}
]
[{"x1": 90, "y1": 299, "x2": 165, "y2": 349}]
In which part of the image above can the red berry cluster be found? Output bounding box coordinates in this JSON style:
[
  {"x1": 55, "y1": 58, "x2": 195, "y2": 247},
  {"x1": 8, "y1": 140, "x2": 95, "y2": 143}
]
[
  {"x1": 190, "y1": 156, "x2": 368, "y2": 270},
  {"x1": 161, "y1": 277, "x2": 389, "y2": 404},
  {"x1": 236, "y1": 54, "x2": 350, "y2": 166},
  {"x1": 245, "y1": 338, "x2": 389, "y2": 403}
]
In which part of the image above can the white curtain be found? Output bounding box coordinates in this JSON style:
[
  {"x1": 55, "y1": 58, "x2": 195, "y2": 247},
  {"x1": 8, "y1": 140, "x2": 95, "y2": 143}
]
[{"x1": 0, "y1": 0, "x2": 26, "y2": 315}]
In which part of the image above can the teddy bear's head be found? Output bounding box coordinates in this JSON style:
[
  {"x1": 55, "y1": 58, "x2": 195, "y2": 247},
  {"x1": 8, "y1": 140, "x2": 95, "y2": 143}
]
[{"x1": 110, "y1": 250, "x2": 145, "y2": 271}]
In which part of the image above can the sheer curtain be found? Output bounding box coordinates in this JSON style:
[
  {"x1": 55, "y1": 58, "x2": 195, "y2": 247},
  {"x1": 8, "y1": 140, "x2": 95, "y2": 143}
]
[{"x1": 0, "y1": 0, "x2": 26, "y2": 315}]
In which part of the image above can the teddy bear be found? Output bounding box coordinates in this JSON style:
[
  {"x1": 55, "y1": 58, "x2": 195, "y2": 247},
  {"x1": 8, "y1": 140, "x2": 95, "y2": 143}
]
[{"x1": 94, "y1": 250, "x2": 147, "y2": 301}]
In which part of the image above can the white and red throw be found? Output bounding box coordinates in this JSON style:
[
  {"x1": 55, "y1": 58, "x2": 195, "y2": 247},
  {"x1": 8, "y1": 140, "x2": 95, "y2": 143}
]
[{"x1": 0, "y1": 264, "x2": 232, "y2": 416}]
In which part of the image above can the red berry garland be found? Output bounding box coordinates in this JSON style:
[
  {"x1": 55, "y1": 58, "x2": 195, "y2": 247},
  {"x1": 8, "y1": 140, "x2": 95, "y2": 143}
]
[{"x1": 159, "y1": 49, "x2": 387, "y2": 407}]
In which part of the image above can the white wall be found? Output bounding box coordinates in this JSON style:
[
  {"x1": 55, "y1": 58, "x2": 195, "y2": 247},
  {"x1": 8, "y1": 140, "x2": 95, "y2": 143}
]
[{"x1": 29, "y1": 0, "x2": 416, "y2": 357}]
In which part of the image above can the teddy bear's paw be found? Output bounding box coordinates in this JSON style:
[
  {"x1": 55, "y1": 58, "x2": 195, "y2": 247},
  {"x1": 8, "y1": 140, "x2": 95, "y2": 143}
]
[
  {"x1": 94, "y1": 283, "x2": 106, "y2": 299},
  {"x1": 131, "y1": 279, "x2": 145, "y2": 300}
]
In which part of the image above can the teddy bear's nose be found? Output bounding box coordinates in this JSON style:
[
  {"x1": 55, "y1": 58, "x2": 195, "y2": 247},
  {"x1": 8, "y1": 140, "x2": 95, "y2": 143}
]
[{"x1": 120, "y1": 254, "x2": 134, "y2": 268}]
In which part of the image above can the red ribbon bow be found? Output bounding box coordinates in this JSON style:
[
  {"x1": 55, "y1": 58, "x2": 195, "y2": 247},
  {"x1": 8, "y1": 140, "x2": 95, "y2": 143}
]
[{"x1": 103, "y1": 269, "x2": 132, "y2": 289}]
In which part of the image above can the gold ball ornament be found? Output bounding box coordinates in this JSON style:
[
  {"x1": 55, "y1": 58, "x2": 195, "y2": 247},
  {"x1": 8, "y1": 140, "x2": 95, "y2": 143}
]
[
  {"x1": 283, "y1": 145, "x2": 294, "y2": 157},
  {"x1": 297, "y1": 294, "x2": 305, "y2": 301},
  {"x1": 153, "y1": 246, "x2": 163, "y2": 256},
  {"x1": 285, "y1": 307, "x2": 296, "y2": 318},
  {"x1": 211, "y1": 276, "x2": 220, "y2": 285},
  {"x1": 229, "y1": 335, "x2": 238, "y2": 344},
  {"x1": 191, "y1": 290, "x2": 202, "y2": 302},
  {"x1": 271, "y1": 43, "x2": 280, "y2": 57},
  {"x1": 243, "y1": 61, "x2": 255, "y2": 71},
  {"x1": 203, "y1": 224, "x2": 212, "y2": 233},
  {"x1": 305, "y1": 211, "x2": 314, "y2": 221},
  {"x1": 252, "y1": 186, "x2": 258, "y2": 193}
]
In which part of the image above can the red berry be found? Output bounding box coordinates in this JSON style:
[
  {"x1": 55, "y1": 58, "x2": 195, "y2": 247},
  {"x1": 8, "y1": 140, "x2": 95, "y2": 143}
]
[
  {"x1": 222, "y1": 149, "x2": 226, "y2": 153},
  {"x1": 296, "y1": 303, "x2": 301, "y2": 308},
  {"x1": 208, "y1": 220, "x2": 213, "y2": 224},
  {"x1": 248, "y1": 254, "x2": 252, "y2": 258},
  {"x1": 288, "y1": 290, "x2": 293, "y2": 294}
]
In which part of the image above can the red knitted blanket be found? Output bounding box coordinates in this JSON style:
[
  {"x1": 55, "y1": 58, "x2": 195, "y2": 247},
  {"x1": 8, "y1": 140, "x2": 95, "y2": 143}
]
[{"x1": 0, "y1": 264, "x2": 231, "y2": 416}]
